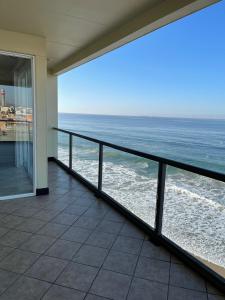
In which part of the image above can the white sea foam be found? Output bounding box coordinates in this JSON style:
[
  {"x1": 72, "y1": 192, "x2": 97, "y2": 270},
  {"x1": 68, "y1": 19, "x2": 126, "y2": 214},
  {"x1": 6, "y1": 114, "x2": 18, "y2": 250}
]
[{"x1": 58, "y1": 146, "x2": 225, "y2": 268}]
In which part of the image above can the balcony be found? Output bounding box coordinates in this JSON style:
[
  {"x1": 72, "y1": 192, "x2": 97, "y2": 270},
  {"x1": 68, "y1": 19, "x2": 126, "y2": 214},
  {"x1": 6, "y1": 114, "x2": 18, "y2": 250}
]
[
  {"x1": 0, "y1": 1, "x2": 224, "y2": 299},
  {"x1": 0, "y1": 161, "x2": 223, "y2": 299}
]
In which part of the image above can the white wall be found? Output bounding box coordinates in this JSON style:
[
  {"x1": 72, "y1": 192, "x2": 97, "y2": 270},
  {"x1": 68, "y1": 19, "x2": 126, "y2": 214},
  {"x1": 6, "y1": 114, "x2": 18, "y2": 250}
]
[
  {"x1": 47, "y1": 74, "x2": 58, "y2": 158},
  {"x1": 0, "y1": 28, "x2": 48, "y2": 190}
]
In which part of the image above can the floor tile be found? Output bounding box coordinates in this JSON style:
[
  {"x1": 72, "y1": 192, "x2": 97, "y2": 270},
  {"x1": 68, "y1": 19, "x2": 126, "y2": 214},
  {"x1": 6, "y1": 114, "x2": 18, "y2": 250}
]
[
  {"x1": 0, "y1": 276, "x2": 50, "y2": 300},
  {"x1": 85, "y1": 295, "x2": 109, "y2": 300},
  {"x1": 86, "y1": 231, "x2": 116, "y2": 249},
  {"x1": 0, "y1": 245, "x2": 14, "y2": 260},
  {"x1": 74, "y1": 196, "x2": 95, "y2": 207},
  {"x1": 95, "y1": 220, "x2": 123, "y2": 234},
  {"x1": 0, "y1": 249, "x2": 39, "y2": 273},
  {"x1": 42, "y1": 284, "x2": 86, "y2": 300},
  {"x1": 120, "y1": 222, "x2": 145, "y2": 239},
  {"x1": 0, "y1": 213, "x2": 8, "y2": 220},
  {"x1": 90, "y1": 269, "x2": 131, "y2": 300},
  {"x1": 112, "y1": 236, "x2": 143, "y2": 255},
  {"x1": 0, "y1": 163, "x2": 218, "y2": 300},
  {"x1": 34, "y1": 209, "x2": 60, "y2": 222},
  {"x1": 0, "y1": 227, "x2": 9, "y2": 238},
  {"x1": 168, "y1": 286, "x2": 207, "y2": 300},
  {"x1": 170, "y1": 263, "x2": 206, "y2": 292},
  {"x1": 0, "y1": 269, "x2": 18, "y2": 294},
  {"x1": 0, "y1": 215, "x2": 25, "y2": 229},
  {"x1": 73, "y1": 216, "x2": 101, "y2": 230},
  {"x1": 56, "y1": 262, "x2": 98, "y2": 292},
  {"x1": 0, "y1": 203, "x2": 19, "y2": 214},
  {"x1": 19, "y1": 234, "x2": 56, "y2": 254},
  {"x1": 26, "y1": 255, "x2": 68, "y2": 282},
  {"x1": 51, "y1": 187, "x2": 69, "y2": 196},
  {"x1": 61, "y1": 227, "x2": 92, "y2": 243},
  {"x1": 91, "y1": 201, "x2": 109, "y2": 211},
  {"x1": 37, "y1": 222, "x2": 69, "y2": 238},
  {"x1": 103, "y1": 250, "x2": 138, "y2": 275},
  {"x1": 52, "y1": 212, "x2": 79, "y2": 225},
  {"x1": 73, "y1": 244, "x2": 108, "y2": 267},
  {"x1": 61, "y1": 189, "x2": 84, "y2": 200},
  {"x1": 43, "y1": 202, "x2": 68, "y2": 211},
  {"x1": 16, "y1": 218, "x2": 47, "y2": 233},
  {"x1": 64, "y1": 204, "x2": 88, "y2": 216},
  {"x1": 83, "y1": 207, "x2": 107, "y2": 219},
  {"x1": 46, "y1": 239, "x2": 82, "y2": 260},
  {"x1": 12, "y1": 207, "x2": 40, "y2": 218},
  {"x1": 104, "y1": 210, "x2": 125, "y2": 223},
  {"x1": 135, "y1": 256, "x2": 170, "y2": 284},
  {"x1": 140, "y1": 240, "x2": 170, "y2": 262},
  {"x1": 0, "y1": 230, "x2": 32, "y2": 247},
  {"x1": 127, "y1": 277, "x2": 168, "y2": 300},
  {"x1": 170, "y1": 254, "x2": 183, "y2": 264}
]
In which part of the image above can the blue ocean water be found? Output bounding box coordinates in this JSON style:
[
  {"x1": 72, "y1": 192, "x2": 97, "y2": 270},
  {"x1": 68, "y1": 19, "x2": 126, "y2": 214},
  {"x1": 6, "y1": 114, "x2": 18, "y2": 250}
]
[
  {"x1": 58, "y1": 113, "x2": 225, "y2": 268},
  {"x1": 59, "y1": 113, "x2": 225, "y2": 173}
]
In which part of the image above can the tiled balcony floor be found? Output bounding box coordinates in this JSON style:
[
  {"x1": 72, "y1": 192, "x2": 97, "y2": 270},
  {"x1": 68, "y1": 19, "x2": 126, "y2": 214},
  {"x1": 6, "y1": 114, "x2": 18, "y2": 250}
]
[{"x1": 0, "y1": 161, "x2": 224, "y2": 299}]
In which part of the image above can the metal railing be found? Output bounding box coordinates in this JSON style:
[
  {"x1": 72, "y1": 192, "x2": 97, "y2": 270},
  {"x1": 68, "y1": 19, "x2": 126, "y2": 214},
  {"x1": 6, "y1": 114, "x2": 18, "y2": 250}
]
[
  {"x1": 53, "y1": 127, "x2": 225, "y2": 233},
  {"x1": 52, "y1": 126, "x2": 225, "y2": 292}
]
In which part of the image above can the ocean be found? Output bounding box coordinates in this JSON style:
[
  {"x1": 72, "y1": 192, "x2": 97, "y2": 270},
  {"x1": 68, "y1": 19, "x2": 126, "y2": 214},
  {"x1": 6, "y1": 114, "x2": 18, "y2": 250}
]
[{"x1": 58, "y1": 113, "x2": 225, "y2": 269}]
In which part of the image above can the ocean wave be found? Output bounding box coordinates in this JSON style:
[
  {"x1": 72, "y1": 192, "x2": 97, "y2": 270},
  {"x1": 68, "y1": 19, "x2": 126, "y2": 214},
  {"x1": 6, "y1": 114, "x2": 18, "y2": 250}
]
[{"x1": 58, "y1": 147, "x2": 225, "y2": 268}]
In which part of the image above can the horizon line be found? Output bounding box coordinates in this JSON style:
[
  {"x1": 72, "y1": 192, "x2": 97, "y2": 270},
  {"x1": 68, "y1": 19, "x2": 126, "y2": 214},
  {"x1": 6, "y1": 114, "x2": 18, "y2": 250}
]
[{"x1": 58, "y1": 111, "x2": 225, "y2": 121}]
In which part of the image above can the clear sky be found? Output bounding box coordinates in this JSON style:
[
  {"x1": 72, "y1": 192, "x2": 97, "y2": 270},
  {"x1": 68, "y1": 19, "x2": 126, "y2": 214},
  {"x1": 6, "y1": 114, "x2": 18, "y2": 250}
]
[{"x1": 58, "y1": 1, "x2": 225, "y2": 119}]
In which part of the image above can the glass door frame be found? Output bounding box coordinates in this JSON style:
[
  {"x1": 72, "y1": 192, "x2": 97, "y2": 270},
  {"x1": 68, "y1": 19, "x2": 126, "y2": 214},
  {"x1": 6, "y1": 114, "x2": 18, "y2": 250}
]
[{"x1": 0, "y1": 50, "x2": 36, "y2": 200}]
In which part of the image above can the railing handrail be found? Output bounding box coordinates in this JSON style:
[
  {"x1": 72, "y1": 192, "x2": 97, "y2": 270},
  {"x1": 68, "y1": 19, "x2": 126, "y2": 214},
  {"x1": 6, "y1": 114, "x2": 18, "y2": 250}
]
[
  {"x1": 53, "y1": 126, "x2": 225, "y2": 293},
  {"x1": 53, "y1": 126, "x2": 225, "y2": 182}
]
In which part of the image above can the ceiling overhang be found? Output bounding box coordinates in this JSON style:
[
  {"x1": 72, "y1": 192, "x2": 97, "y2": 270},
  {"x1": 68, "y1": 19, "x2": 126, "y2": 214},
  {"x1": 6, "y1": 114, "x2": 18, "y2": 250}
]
[
  {"x1": 50, "y1": 0, "x2": 219, "y2": 75},
  {"x1": 0, "y1": 0, "x2": 220, "y2": 75}
]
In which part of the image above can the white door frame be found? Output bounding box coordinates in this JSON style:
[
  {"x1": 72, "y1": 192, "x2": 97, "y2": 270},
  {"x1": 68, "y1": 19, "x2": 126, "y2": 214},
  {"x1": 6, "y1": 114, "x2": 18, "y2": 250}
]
[{"x1": 0, "y1": 50, "x2": 36, "y2": 200}]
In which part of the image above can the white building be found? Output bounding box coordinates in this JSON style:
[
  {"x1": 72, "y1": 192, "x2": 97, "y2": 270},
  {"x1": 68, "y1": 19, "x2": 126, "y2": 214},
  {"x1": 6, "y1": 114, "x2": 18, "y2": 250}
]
[{"x1": 0, "y1": 88, "x2": 5, "y2": 107}]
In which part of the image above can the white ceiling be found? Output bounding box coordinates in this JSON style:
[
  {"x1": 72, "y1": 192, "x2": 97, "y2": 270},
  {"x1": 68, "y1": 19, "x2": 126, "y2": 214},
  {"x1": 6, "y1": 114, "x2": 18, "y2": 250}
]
[
  {"x1": 0, "y1": 0, "x2": 218, "y2": 74},
  {"x1": 0, "y1": 0, "x2": 158, "y2": 69}
]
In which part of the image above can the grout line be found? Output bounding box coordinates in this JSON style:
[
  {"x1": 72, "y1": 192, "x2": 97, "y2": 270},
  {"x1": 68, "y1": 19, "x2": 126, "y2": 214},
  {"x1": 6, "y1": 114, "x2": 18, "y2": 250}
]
[
  {"x1": 39, "y1": 199, "x2": 101, "y2": 299},
  {"x1": 83, "y1": 223, "x2": 122, "y2": 297},
  {"x1": 0, "y1": 185, "x2": 91, "y2": 297},
  {"x1": 0, "y1": 163, "x2": 218, "y2": 299},
  {"x1": 0, "y1": 248, "x2": 41, "y2": 297},
  {"x1": 125, "y1": 237, "x2": 145, "y2": 300},
  {"x1": 166, "y1": 251, "x2": 172, "y2": 300},
  {"x1": 205, "y1": 276, "x2": 209, "y2": 300}
]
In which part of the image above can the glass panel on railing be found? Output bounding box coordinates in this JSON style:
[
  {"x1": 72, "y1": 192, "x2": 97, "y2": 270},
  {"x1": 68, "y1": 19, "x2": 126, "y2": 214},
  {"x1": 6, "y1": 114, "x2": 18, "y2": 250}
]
[
  {"x1": 102, "y1": 147, "x2": 158, "y2": 227},
  {"x1": 162, "y1": 166, "x2": 225, "y2": 278},
  {"x1": 57, "y1": 131, "x2": 69, "y2": 167},
  {"x1": 72, "y1": 137, "x2": 99, "y2": 186}
]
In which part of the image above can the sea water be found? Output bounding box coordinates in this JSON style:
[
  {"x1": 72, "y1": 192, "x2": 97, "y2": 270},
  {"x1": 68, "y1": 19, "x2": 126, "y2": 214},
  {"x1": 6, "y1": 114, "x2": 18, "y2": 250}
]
[{"x1": 58, "y1": 113, "x2": 225, "y2": 269}]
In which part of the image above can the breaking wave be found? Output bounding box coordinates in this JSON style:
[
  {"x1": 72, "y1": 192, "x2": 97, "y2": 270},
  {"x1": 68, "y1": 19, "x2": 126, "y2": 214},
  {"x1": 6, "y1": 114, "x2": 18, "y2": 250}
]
[{"x1": 58, "y1": 146, "x2": 225, "y2": 268}]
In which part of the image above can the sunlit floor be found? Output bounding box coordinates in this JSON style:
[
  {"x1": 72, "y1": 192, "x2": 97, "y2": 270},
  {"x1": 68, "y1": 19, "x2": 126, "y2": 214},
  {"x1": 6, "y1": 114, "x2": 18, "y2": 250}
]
[
  {"x1": 0, "y1": 162, "x2": 224, "y2": 299},
  {"x1": 0, "y1": 166, "x2": 33, "y2": 198}
]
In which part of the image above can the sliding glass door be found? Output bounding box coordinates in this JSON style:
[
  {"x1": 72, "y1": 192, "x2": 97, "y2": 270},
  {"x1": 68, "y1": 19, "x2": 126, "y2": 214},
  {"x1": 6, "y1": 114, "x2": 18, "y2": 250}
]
[{"x1": 0, "y1": 52, "x2": 35, "y2": 198}]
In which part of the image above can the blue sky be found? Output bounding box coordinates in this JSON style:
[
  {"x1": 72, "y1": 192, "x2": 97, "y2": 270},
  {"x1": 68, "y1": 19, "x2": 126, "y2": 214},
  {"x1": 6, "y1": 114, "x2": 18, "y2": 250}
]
[{"x1": 58, "y1": 1, "x2": 225, "y2": 118}]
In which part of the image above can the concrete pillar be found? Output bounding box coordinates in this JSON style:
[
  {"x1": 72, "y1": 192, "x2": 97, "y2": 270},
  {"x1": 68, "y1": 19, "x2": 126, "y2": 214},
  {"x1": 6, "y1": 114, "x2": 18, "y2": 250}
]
[
  {"x1": 47, "y1": 74, "x2": 58, "y2": 159},
  {"x1": 35, "y1": 55, "x2": 48, "y2": 191}
]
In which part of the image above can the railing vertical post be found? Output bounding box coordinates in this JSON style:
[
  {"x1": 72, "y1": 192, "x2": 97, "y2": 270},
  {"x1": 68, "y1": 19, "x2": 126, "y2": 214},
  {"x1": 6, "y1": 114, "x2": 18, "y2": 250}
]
[
  {"x1": 155, "y1": 162, "x2": 166, "y2": 237},
  {"x1": 69, "y1": 133, "x2": 72, "y2": 169},
  {"x1": 98, "y1": 143, "x2": 103, "y2": 191}
]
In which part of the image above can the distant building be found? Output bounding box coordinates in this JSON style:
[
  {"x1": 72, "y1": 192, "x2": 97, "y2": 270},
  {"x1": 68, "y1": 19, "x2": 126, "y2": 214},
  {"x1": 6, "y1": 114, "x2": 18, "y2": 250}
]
[
  {"x1": 0, "y1": 89, "x2": 6, "y2": 107},
  {"x1": 0, "y1": 106, "x2": 9, "y2": 113}
]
